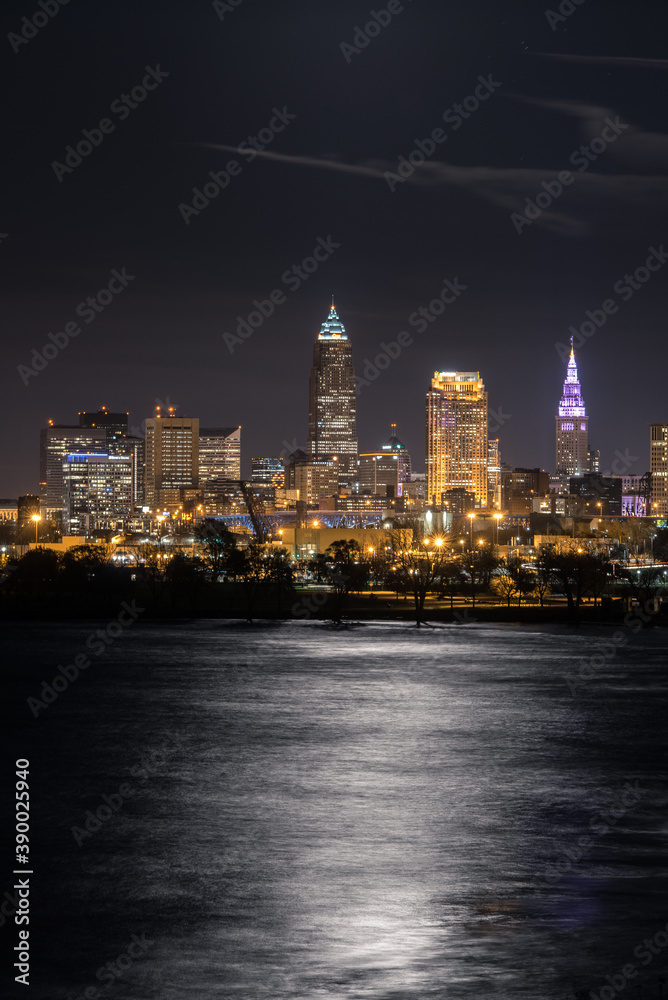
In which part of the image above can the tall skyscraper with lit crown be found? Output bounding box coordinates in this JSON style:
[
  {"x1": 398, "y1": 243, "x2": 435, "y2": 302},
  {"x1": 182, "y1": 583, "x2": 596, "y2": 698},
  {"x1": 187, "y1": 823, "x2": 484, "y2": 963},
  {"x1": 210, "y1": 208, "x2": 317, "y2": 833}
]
[
  {"x1": 426, "y1": 371, "x2": 488, "y2": 507},
  {"x1": 555, "y1": 340, "x2": 589, "y2": 477},
  {"x1": 307, "y1": 301, "x2": 358, "y2": 487}
]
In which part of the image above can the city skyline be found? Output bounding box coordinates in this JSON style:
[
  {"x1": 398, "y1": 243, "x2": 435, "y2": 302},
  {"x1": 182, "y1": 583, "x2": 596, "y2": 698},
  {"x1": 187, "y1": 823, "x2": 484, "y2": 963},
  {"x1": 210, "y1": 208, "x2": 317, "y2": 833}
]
[
  {"x1": 12, "y1": 304, "x2": 663, "y2": 503},
  {"x1": 5, "y1": 297, "x2": 663, "y2": 497}
]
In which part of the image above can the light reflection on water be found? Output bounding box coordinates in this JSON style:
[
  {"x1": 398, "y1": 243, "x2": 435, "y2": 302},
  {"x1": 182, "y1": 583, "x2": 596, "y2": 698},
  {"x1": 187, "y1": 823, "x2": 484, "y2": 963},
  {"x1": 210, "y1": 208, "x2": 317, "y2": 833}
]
[{"x1": 9, "y1": 621, "x2": 668, "y2": 999}]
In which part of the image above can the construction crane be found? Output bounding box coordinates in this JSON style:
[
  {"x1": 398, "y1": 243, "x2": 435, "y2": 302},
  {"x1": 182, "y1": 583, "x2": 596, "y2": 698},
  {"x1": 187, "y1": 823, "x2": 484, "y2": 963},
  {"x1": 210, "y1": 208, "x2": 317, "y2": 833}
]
[{"x1": 237, "y1": 481, "x2": 271, "y2": 543}]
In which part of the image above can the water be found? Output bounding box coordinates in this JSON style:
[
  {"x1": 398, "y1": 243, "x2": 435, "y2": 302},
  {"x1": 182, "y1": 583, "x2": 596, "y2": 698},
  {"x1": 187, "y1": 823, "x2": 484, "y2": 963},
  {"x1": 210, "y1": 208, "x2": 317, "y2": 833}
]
[{"x1": 6, "y1": 620, "x2": 668, "y2": 999}]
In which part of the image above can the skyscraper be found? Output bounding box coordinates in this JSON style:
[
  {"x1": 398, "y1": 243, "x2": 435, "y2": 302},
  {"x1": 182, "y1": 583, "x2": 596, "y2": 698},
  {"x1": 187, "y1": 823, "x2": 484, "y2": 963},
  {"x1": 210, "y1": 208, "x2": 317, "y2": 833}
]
[
  {"x1": 199, "y1": 427, "x2": 241, "y2": 487},
  {"x1": 307, "y1": 302, "x2": 358, "y2": 487},
  {"x1": 650, "y1": 423, "x2": 668, "y2": 516},
  {"x1": 62, "y1": 453, "x2": 133, "y2": 534},
  {"x1": 79, "y1": 407, "x2": 144, "y2": 506},
  {"x1": 40, "y1": 422, "x2": 107, "y2": 515},
  {"x1": 78, "y1": 407, "x2": 128, "y2": 439},
  {"x1": 145, "y1": 414, "x2": 199, "y2": 509},
  {"x1": 426, "y1": 371, "x2": 488, "y2": 507},
  {"x1": 381, "y1": 424, "x2": 411, "y2": 484},
  {"x1": 488, "y1": 438, "x2": 501, "y2": 509},
  {"x1": 555, "y1": 341, "x2": 589, "y2": 477},
  {"x1": 251, "y1": 457, "x2": 285, "y2": 486},
  {"x1": 357, "y1": 452, "x2": 401, "y2": 497}
]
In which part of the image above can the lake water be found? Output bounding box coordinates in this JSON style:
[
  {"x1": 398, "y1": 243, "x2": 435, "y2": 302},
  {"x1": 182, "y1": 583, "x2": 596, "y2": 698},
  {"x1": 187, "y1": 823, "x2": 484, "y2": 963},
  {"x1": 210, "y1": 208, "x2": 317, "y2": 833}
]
[{"x1": 6, "y1": 620, "x2": 668, "y2": 999}]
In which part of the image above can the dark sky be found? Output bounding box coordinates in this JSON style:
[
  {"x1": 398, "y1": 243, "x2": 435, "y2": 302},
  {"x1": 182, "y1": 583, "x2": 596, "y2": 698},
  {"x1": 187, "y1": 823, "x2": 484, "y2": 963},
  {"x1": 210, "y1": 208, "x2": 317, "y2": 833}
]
[{"x1": 2, "y1": 0, "x2": 667, "y2": 494}]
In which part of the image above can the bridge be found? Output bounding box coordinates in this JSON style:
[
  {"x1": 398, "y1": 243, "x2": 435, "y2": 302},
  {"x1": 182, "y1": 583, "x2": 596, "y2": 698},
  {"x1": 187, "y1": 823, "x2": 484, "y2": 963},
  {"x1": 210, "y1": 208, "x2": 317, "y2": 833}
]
[{"x1": 195, "y1": 511, "x2": 386, "y2": 533}]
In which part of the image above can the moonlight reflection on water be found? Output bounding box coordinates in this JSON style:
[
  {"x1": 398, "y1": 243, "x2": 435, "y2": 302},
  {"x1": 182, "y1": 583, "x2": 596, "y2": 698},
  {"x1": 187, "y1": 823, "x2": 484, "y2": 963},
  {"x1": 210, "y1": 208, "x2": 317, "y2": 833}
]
[{"x1": 9, "y1": 620, "x2": 668, "y2": 1000}]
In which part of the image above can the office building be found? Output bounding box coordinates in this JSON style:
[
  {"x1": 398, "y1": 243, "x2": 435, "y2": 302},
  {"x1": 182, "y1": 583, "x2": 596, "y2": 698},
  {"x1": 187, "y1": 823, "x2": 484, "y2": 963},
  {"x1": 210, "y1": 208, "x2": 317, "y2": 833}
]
[
  {"x1": 285, "y1": 449, "x2": 339, "y2": 507},
  {"x1": 251, "y1": 457, "x2": 284, "y2": 486},
  {"x1": 556, "y1": 341, "x2": 589, "y2": 477},
  {"x1": 441, "y1": 488, "x2": 476, "y2": 516},
  {"x1": 78, "y1": 408, "x2": 144, "y2": 506},
  {"x1": 62, "y1": 453, "x2": 133, "y2": 534},
  {"x1": 200, "y1": 427, "x2": 241, "y2": 487},
  {"x1": 501, "y1": 468, "x2": 550, "y2": 516},
  {"x1": 426, "y1": 371, "x2": 488, "y2": 507},
  {"x1": 307, "y1": 302, "x2": 358, "y2": 487},
  {"x1": 357, "y1": 452, "x2": 401, "y2": 497},
  {"x1": 79, "y1": 407, "x2": 128, "y2": 438},
  {"x1": 488, "y1": 438, "x2": 501, "y2": 509},
  {"x1": 381, "y1": 424, "x2": 411, "y2": 483},
  {"x1": 622, "y1": 474, "x2": 650, "y2": 518},
  {"x1": 650, "y1": 423, "x2": 668, "y2": 517},
  {"x1": 40, "y1": 423, "x2": 108, "y2": 515},
  {"x1": 568, "y1": 474, "x2": 622, "y2": 517},
  {"x1": 145, "y1": 414, "x2": 199, "y2": 509}
]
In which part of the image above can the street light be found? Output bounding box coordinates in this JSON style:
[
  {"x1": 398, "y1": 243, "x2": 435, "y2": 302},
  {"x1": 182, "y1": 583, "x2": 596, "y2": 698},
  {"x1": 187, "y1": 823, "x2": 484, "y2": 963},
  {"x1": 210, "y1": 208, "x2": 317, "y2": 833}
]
[
  {"x1": 31, "y1": 514, "x2": 41, "y2": 544},
  {"x1": 494, "y1": 513, "x2": 502, "y2": 553},
  {"x1": 468, "y1": 512, "x2": 475, "y2": 549}
]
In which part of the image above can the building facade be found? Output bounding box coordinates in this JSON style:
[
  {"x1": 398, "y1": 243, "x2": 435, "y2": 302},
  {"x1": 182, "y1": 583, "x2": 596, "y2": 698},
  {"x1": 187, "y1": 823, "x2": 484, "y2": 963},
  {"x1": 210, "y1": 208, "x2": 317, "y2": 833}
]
[
  {"x1": 357, "y1": 452, "x2": 401, "y2": 497},
  {"x1": 251, "y1": 456, "x2": 284, "y2": 486},
  {"x1": 78, "y1": 407, "x2": 128, "y2": 440},
  {"x1": 40, "y1": 423, "x2": 108, "y2": 515},
  {"x1": 488, "y1": 438, "x2": 501, "y2": 509},
  {"x1": 502, "y1": 468, "x2": 550, "y2": 516},
  {"x1": 62, "y1": 453, "x2": 133, "y2": 534},
  {"x1": 426, "y1": 371, "x2": 488, "y2": 507},
  {"x1": 556, "y1": 341, "x2": 589, "y2": 477},
  {"x1": 307, "y1": 303, "x2": 358, "y2": 487},
  {"x1": 286, "y1": 450, "x2": 339, "y2": 507},
  {"x1": 381, "y1": 424, "x2": 411, "y2": 484},
  {"x1": 199, "y1": 427, "x2": 241, "y2": 487},
  {"x1": 145, "y1": 415, "x2": 199, "y2": 509},
  {"x1": 568, "y1": 474, "x2": 622, "y2": 517},
  {"x1": 78, "y1": 408, "x2": 145, "y2": 506},
  {"x1": 650, "y1": 423, "x2": 668, "y2": 517},
  {"x1": 622, "y1": 473, "x2": 650, "y2": 518}
]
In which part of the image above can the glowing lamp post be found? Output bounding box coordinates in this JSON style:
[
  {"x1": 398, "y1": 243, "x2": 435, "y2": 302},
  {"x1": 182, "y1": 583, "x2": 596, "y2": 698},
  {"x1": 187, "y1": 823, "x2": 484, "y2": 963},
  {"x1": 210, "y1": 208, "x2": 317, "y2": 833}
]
[
  {"x1": 31, "y1": 514, "x2": 41, "y2": 544},
  {"x1": 494, "y1": 513, "x2": 502, "y2": 554}
]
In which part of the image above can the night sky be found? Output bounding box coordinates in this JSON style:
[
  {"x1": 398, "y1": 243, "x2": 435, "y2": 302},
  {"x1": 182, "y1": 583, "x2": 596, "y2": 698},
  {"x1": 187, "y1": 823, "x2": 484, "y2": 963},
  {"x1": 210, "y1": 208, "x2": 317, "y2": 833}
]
[{"x1": 2, "y1": 0, "x2": 667, "y2": 495}]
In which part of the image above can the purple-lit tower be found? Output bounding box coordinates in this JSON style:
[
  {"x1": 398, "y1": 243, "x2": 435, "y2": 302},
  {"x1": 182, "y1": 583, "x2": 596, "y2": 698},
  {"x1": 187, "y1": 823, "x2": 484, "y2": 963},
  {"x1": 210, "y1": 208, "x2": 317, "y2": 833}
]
[{"x1": 555, "y1": 339, "x2": 589, "y2": 477}]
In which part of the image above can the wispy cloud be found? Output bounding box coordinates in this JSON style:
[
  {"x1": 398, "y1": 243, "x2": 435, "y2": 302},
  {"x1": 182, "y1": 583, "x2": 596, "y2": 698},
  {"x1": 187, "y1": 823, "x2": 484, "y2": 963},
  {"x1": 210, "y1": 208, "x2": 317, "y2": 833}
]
[
  {"x1": 187, "y1": 122, "x2": 668, "y2": 237},
  {"x1": 506, "y1": 94, "x2": 668, "y2": 173},
  {"x1": 191, "y1": 142, "x2": 385, "y2": 180},
  {"x1": 537, "y1": 53, "x2": 668, "y2": 69}
]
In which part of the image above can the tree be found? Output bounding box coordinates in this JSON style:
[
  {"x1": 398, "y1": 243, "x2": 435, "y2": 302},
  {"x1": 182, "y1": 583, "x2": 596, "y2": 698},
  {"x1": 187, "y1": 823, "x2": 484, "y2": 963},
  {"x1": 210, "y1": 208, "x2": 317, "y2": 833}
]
[
  {"x1": 265, "y1": 546, "x2": 293, "y2": 614},
  {"x1": 438, "y1": 558, "x2": 465, "y2": 609},
  {"x1": 533, "y1": 557, "x2": 552, "y2": 607},
  {"x1": 542, "y1": 544, "x2": 610, "y2": 621},
  {"x1": 390, "y1": 530, "x2": 447, "y2": 626},
  {"x1": 312, "y1": 552, "x2": 331, "y2": 584},
  {"x1": 138, "y1": 543, "x2": 167, "y2": 600},
  {"x1": 324, "y1": 539, "x2": 369, "y2": 624},
  {"x1": 195, "y1": 519, "x2": 236, "y2": 580},
  {"x1": 617, "y1": 564, "x2": 665, "y2": 616},
  {"x1": 165, "y1": 551, "x2": 206, "y2": 613},
  {"x1": 234, "y1": 543, "x2": 274, "y2": 623},
  {"x1": 493, "y1": 569, "x2": 518, "y2": 608},
  {"x1": 506, "y1": 558, "x2": 535, "y2": 607},
  {"x1": 59, "y1": 544, "x2": 109, "y2": 599},
  {"x1": 7, "y1": 547, "x2": 60, "y2": 598}
]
